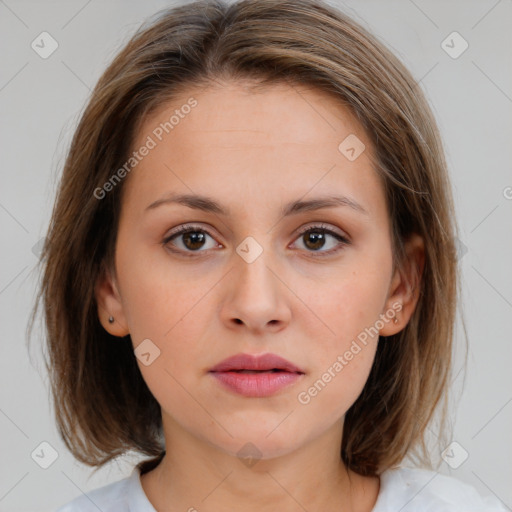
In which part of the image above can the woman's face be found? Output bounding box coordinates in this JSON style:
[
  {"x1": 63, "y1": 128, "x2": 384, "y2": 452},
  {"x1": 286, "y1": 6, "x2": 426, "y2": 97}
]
[{"x1": 98, "y1": 80, "x2": 415, "y2": 460}]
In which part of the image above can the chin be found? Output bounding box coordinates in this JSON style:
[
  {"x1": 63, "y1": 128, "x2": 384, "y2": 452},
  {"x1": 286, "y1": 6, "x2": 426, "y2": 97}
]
[{"x1": 203, "y1": 421, "x2": 307, "y2": 461}]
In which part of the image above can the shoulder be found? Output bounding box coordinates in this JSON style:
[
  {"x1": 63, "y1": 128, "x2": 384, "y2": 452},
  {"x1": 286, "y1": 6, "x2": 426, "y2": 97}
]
[
  {"x1": 55, "y1": 468, "x2": 154, "y2": 512},
  {"x1": 373, "y1": 466, "x2": 508, "y2": 512}
]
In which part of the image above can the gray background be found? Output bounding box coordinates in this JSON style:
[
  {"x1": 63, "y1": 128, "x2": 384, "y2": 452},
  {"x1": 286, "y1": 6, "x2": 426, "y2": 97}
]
[{"x1": 1, "y1": 0, "x2": 511, "y2": 510}]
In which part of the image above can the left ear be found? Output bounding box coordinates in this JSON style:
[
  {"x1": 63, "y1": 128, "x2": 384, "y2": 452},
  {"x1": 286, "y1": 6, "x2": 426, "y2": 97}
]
[{"x1": 379, "y1": 233, "x2": 425, "y2": 336}]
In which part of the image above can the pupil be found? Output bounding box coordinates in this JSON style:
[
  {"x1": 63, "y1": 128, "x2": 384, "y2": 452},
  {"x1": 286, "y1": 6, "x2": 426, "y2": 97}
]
[
  {"x1": 305, "y1": 231, "x2": 325, "y2": 250},
  {"x1": 183, "y1": 231, "x2": 205, "y2": 250}
]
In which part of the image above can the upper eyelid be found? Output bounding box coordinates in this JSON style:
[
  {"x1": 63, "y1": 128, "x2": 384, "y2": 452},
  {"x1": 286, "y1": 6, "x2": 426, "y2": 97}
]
[
  {"x1": 164, "y1": 223, "x2": 349, "y2": 246},
  {"x1": 164, "y1": 223, "x2": 217, "y2": 241},
  {"x1": 295, "y1": 223, "x2": 348, "y2": 239}
]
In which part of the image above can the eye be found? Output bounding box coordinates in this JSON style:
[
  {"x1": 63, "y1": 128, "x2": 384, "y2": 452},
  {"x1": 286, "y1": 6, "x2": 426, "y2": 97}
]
[
  {"x1": 291, "y1": 223, "x2": 350, "y2": 256},
  {"x1": 162, "y1": 222, "x2": 350, "y2": 257},
  {"x1": 162, "y1": 224, "x2": 220, "y2": 255}
]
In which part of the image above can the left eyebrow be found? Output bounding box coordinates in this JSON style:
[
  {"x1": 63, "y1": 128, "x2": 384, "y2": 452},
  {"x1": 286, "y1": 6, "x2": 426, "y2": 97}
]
[
  {"x1": 282, "y1": 196, "x2": 368, "y2": 216},
  {"x1": 144, "y1": 193, "x2": 369, "y2": 217}
]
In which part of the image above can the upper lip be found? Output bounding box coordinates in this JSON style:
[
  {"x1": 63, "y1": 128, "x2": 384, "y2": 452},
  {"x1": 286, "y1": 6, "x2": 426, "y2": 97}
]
[{"x1": 209, "y1": 353, "x2": 305, "y2": 373}]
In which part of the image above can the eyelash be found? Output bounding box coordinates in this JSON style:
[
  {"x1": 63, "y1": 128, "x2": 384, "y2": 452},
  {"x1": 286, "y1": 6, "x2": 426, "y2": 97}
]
[{"x1": 162, "y1": 223, "x2": 350, "y2": 258}]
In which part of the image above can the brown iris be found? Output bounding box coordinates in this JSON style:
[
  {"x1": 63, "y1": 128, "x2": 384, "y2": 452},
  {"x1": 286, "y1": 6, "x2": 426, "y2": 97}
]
[{"x1": 303, "y1": 230, "x2": 326, "y2": 250}]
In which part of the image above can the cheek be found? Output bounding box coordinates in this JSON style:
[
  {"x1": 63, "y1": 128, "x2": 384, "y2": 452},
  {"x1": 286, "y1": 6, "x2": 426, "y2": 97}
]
[
  {"x1": 296, "y1": 310, "x2": 380, "y2": 421},
  {"x1": 308, "y1": 265, "x2": 390, "y2": 348},
  {"x1": 121, "y1": 278, "x2": 212, "y2": 386},
  {"x1": 116, "y1": 238, "x2": 215, "y2": 343},
  {"x1": 295, "y1": 259, "x2": 390, "y2": 409}
]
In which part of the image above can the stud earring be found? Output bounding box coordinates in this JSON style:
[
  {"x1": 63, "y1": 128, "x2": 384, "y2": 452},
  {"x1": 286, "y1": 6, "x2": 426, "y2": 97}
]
[
  {"x1": 108, "y1": 316, "x2": 114, "y2": 323},
  {"x1": 393, "y1": 316, "x2": 399, "y2": 324}
]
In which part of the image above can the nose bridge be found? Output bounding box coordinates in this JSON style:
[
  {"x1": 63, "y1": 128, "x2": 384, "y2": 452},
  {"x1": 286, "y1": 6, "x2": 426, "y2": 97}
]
[
  {"x1": 233, "y1": 235, "x2": 277, "y2": 300},
  {"x1": 220, "y1": 234, "x2": 291, "y2": 330}
]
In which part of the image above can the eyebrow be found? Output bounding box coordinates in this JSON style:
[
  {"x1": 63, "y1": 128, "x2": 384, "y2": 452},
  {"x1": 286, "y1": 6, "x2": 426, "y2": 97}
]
[{"x1": 144, "y1": 193, "x2": 369, "y2": 217}]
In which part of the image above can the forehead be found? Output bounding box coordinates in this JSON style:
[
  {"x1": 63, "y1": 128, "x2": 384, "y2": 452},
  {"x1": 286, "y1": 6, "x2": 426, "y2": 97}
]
[
  {"x1": 136, "y1": 80, "x2": 368, "y2": 152},
  {"x1": 124, "y1": 80, "x2": 384, "y2": 220}
]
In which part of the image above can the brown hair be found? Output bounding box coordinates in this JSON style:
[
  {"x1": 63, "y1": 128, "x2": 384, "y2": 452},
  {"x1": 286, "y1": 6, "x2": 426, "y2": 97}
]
[{"x1": 31, "y1": 0, "x2": 460, "y2": 475}]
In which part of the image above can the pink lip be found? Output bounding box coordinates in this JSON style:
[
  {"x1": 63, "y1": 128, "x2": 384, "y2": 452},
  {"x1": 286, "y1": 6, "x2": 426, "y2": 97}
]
[{"x1": 209, "y1": 353, "x2": 305, "y2": 398}]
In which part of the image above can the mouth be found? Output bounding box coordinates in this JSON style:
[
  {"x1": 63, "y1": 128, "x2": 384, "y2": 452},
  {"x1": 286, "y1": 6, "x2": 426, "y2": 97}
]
[
  {"x1": 209, "y1": 353, "x2": 305, "y2": 397},
  {"x1": 228, "y1": 369, "x2": 290, "y2": 373},
  {"x1": 209, "y1": 352, "x2": 305, "y2": 374}
]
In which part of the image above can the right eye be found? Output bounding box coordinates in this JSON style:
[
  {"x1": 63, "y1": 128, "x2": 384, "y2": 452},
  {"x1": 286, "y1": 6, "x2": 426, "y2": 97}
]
[{"x1": 162, "y1": 224, "x2": 222, "y2": 255}]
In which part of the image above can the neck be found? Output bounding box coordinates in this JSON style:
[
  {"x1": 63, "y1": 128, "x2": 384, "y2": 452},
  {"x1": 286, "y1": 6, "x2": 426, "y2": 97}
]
[{"x1": 140, "y1": 418, "x2": 379, "y2": 512}]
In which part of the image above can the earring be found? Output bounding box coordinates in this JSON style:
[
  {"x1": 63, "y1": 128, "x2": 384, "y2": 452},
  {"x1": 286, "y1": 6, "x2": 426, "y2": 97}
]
[
  {"x1": 393, "y1": 316, "x2": 399, "y2": 324},
  {"x1": 108, "y1": 316, "x2": 114, "y2": 323}
]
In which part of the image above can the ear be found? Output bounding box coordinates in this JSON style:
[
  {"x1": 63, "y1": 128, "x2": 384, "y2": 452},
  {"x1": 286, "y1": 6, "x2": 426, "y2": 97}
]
[
  {"x1": 95, "y1": 264, "x2": 130, "y2": 337},
  {"x1": 379, "y1": 233, "x2": 425, "y2": 336}
]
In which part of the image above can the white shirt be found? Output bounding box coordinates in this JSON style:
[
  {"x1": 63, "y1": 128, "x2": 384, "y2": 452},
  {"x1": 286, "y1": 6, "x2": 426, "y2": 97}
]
[{"x1": 56, "y1": 466, "x2": 508, "y2": 511}]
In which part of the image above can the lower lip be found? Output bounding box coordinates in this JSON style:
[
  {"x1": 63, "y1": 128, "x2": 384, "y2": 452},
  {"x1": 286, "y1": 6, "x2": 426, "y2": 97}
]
[{"x1": 210, "y1": 371, "x2": 303, "y2": 397}]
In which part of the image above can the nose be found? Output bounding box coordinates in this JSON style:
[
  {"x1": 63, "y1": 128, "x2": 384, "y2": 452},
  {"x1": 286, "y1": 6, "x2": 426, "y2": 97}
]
[{"x1": 219, "y1": 247, "x2": 292, "y2": 334}]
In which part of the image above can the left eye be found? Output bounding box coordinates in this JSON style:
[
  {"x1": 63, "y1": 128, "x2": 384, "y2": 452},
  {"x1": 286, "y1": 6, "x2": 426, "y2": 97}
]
[{"x1": 291, "y1": 226, "x2": 349, "y2": 254}]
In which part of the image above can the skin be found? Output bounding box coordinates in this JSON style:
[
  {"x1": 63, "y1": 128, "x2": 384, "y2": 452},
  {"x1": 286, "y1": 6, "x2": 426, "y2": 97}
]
[{"x1": 96, "y1": 80, "x2": 424, "y2": 512}]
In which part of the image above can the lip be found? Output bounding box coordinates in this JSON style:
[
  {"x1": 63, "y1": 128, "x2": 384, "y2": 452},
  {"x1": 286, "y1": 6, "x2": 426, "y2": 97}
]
[
  {"x1": 209, "y1": 353, "x2": 305, "y2": 398},
  {"x1": 209, "y1": 353, "x2": 304, "y2": 373}
]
